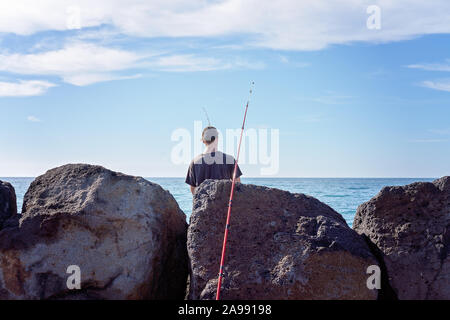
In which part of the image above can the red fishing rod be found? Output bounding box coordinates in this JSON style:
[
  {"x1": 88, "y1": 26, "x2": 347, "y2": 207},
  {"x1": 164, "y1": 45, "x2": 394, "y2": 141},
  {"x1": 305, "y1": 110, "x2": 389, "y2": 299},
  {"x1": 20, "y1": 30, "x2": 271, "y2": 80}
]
[{"x1": 216, "y1": 82, "x2": 254, "y2": 300}]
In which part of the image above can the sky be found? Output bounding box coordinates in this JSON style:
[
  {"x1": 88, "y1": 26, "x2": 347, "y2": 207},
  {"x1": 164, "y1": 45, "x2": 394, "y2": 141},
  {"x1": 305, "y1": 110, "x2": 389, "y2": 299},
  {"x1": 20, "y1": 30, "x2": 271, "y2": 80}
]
[{"x1": 1, "y1": 0, "x2": 450, "y2": 178}]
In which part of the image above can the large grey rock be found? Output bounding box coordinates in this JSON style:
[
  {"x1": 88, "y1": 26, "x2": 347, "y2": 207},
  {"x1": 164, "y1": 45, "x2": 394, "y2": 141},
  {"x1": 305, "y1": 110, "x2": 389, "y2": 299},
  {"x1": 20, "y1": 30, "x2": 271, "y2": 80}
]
[
  {"x1": 354, "y1": 176, "x2": 450, "y2": 300},
  {"x1": 0, "y1": 180, "x2": 17, "y2": 229},
  {"x1": 187, "y1": 180, "x2": 379, "y2": 300},
  {"x1": 0, "y1": 164, "x2": 188, "y2": 299}
]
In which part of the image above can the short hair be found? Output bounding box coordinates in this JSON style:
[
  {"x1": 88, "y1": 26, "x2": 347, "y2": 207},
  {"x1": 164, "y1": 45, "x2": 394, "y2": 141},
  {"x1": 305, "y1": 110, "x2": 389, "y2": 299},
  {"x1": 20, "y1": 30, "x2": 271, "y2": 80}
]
[{"x1": 202, "y1": 126, "x2": 218, "y2": 145}]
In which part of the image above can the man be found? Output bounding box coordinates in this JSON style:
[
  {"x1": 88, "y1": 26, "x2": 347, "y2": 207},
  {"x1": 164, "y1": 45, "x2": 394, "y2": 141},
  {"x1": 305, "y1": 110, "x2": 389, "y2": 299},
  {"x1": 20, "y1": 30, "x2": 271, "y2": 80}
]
[{"x1": 185, "y1": 126, "x2": 242, "y2": 194}]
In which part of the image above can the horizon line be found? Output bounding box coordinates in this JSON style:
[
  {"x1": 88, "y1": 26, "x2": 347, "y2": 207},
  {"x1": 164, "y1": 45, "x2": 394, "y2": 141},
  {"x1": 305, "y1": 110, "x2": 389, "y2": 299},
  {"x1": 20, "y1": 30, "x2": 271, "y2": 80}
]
[{"x1": 0, "y1": 176, "x2": 440, "y2": 179}]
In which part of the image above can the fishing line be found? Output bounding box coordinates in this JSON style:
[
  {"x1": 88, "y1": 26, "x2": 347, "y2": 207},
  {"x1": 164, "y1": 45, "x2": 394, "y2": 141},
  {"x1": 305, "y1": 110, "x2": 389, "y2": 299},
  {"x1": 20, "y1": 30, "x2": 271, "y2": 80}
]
[{"x1": 202, "y1": 107, "x2": 212, "y2": 126}]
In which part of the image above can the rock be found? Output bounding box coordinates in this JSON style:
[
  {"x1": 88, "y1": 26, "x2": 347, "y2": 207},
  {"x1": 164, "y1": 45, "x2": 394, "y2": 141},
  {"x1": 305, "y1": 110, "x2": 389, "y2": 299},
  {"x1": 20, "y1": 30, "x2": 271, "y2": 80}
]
[
  {"x1": 354, "y1": 176, "x2": 450, "y2": 300},
  {"x1": 187, "y1": 180, "x2": 379, "y2": 300},
  {"x1": 0, "y1": 180, "x2": 17, "y2": 229},
  {"x1": 0, "y1": 164, "x2": 188, "y2": 300}
]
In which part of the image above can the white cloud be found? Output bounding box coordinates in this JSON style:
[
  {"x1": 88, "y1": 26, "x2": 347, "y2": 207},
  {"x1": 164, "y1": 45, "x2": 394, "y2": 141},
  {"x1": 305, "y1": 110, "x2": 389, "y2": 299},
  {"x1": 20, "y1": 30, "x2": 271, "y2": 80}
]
[
  {"x1": 151, "y1": 55, "x2": 264, "y2": 72},
  {"x1": 1, "y1": 1, "x2": 448, "y2": 94},
  {"x1": 0, "y1": 42, "x2": 263, "y2": 86},
  {"x1": 1, "y1": 1, "x2": 450, "y2": 50},
  {"x1": 420, "y1": 79, "x2": 450, "y2": 92},
  {"x1": 63, "y1": 73, "x2": 143, "y2": 86},
  {"x1": 152, "y1": 55, "x2": 230, "y2": 72},
  {"x1": 279, "y1": 55, "x2": 289, "y2": 64},
  {"x1": 0, "y1": 42, "x2": 147, "y2": 86},
  {"x1": 1, "y1": 1, "x2": 449, "y2": 94},
  {"x1": 27, "y1": 115, "x2": 41, "y2": 122},
  {"x1": 0, "y1": 42, "x2": 144, "y2": 75},
  {"x1": 409, "y1": 60, "x2": 450, "y2": 92},
  {"x1": 229, "y1": 59, "x2": 265, "y2": 70},
  {"x1": 278, "y1": 55, "x2": 310, "y2": 68},
  {"x1": 0, "y1": 80, "x2": 56, "y2": 97},
  {"x1": 408, "y1": 60, "x2": 450, "y2": 72}
]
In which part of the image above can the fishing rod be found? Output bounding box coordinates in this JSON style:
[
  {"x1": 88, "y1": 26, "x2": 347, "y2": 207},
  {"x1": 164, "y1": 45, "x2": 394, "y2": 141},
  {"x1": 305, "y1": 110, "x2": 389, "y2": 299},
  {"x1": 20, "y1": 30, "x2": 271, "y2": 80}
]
[
  {"x1": 216, "y1": 81, "x2": 254, "y2": 300},
  {"x1": 202, "y1": 107, "x2": 212, "y2": 126}
]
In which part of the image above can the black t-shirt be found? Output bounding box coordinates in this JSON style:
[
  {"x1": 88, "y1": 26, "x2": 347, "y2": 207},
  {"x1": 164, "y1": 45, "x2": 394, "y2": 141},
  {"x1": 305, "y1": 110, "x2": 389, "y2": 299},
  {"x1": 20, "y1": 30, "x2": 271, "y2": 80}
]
[{"x1": 185, "y1": 151, "x2": 243, "y2": 187}]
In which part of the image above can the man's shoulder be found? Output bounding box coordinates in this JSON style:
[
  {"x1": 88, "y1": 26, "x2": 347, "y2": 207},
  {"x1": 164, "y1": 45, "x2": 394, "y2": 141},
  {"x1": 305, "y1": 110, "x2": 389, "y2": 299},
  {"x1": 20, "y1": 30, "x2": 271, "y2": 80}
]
[
  {"x1": 221, "y1": 152, "x2": 236, "y2": 165},
  {"x1": 191, "y1": 151, "x2": 235, "y2": 165},
  {"x1": 192, "y1": 153, "x2": 204, "y2": 164}
]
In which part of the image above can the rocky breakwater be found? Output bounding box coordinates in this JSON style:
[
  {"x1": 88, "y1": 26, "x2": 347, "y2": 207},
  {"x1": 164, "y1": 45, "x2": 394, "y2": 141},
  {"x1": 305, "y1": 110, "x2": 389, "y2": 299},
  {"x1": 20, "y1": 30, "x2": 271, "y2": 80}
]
[
  {"x1": 354, "y1": 176, "x2": 450, "y2": 300},
  {"x1": 187, "y1": 180, "x2": 379, "y2": 300},
  {"x1": 0, "y1": 164, "x2": 188, "y2": 299},
  {"x1": 0, "y1": 180, "x2": 18, "y2": 229}
]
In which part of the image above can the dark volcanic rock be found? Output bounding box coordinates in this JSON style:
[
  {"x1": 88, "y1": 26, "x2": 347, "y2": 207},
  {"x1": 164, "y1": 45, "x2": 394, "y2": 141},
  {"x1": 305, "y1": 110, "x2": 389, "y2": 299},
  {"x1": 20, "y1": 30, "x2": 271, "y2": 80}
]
[
  {"x1": 0, "y1": 164, "x2": 188, "y2": 300},
  {"x1": 354, "y1": 176, "x2": 450, "y2": 300},
  {"x1": 187, "y1": 180, "x2": 379, "y2": 300},
  {"x1": 0, "y1": 180, "x2": 17, "y2": 229}
]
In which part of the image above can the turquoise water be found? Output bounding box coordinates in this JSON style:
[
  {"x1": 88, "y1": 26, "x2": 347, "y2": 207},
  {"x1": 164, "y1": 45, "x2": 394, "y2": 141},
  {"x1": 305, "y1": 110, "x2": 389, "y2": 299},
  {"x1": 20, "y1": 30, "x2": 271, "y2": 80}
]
[{"x1": 1, "y1": 177, "x2": 435, "y2": 227}]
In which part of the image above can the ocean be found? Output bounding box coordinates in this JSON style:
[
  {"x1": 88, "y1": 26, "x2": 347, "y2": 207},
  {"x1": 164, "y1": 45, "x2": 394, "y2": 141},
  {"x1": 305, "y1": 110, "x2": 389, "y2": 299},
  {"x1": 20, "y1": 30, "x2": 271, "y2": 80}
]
[{"x1": 1, "y1": 177, "x2": 435, "y2": 228}]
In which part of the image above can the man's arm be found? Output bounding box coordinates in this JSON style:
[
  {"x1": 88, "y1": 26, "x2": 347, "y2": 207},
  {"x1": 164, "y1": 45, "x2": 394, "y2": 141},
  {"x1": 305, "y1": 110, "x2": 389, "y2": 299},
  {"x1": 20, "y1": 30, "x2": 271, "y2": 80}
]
[
  {"x1": 231, "y1": 160, "x2": 242, "y2": 183},
  {"x1": 186, "y1": 161, "x2": 196, "y2": 195}
]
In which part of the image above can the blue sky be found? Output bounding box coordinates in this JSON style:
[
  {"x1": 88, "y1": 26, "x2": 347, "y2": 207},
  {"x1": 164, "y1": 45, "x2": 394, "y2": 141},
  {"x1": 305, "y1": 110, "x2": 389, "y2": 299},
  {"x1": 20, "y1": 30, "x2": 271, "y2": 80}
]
[{"x1": 1, "y1": 1, "x2": 449, "y2": 177}]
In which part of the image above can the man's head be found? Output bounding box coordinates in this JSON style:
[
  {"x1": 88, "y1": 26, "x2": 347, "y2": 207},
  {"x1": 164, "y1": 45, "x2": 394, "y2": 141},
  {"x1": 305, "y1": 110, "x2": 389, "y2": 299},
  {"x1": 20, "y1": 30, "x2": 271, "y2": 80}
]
[{"x1": 202, "y1": 126, "x2": 219, "y2": 145}]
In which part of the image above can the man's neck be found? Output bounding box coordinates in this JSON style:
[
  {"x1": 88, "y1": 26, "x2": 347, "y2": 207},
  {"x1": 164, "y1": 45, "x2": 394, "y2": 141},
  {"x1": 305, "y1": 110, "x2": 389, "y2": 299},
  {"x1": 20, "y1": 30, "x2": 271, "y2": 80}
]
[{"x1": 203, "y1": 142, "x2": 218, "y2": 154}]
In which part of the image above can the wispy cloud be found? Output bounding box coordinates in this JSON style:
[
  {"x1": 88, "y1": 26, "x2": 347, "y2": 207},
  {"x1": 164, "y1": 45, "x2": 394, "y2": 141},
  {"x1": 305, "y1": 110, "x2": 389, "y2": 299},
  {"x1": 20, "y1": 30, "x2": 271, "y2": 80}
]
[
  {"x1": 298, "y1": 92, "x2": 355, "y2": 105},
  {"x1": 409, "y1": 60, "x2": 450, "y2": 92},
  {"x1": 420, "y1": 79, "x2": 450, "y2": 92},
  {"x1": 297, "y1": 114, "x2": 328, "y2": 123},
  {"x1": 409, "y1": 138, "x2": 448, "y2": 143},
  {"x1": 63, "y1": 73, "x2": 143, "y2": 86},
  {"x1": 429, "y1": 128, "x2": 450, "y2": 135},
  {"x1": 0, "y1": 42, "x2": 148, "y2": 86},
  {"x1": 311, "y1": 95, "x2": 354, "y2": 105},
  {"x1": 410, "y1": 127, "x2": 450, "y2": 144},
  {"x1": 2, "y1": 1, "x2": 450, "y2": 97},
  {"x1": 0, "y1": 41, "x2": 264, "y2": 90},
  {"x1": 279, "y1": 55, "x2": 289, "y2": 64},
  {"x1": 146, "y1": 54, "x2": 265, "y2": 72},
  {"x1": 278, "y1": 55, "x2": 310, "y2": 68},
  {"x1": 27, "y1": 115, "x2": 41, "y2": 122},
  {"x1": 1, "y1": 1, "x2": 450, "y2": 51},
  {"x1": 367, "y1": 68, "x2": 390, "y2": 79},
  {"x1": 0, "y1": 80, "x2": 56, "y2": 97},
  {"x1": 151, "y1": 55, "x2": 230, "y2": 72},
  {"x1": 407, "y1": 60, "x2": 450, "y2": 72}
]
